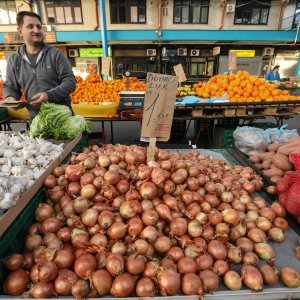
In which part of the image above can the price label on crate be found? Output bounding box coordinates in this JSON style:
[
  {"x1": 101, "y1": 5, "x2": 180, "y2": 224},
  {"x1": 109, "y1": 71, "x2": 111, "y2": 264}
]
[{"x1": 141, "y1": 73, "x2": 178, "y2": 142}]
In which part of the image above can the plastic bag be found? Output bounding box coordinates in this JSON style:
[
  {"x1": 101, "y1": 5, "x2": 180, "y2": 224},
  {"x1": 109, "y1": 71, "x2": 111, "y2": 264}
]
[
  {"x1": 233, "y1": 126, "x2": 271, "y2": 156},
  {"x1": 265, "y1": 124, "x2": 299, "y2": 144}
]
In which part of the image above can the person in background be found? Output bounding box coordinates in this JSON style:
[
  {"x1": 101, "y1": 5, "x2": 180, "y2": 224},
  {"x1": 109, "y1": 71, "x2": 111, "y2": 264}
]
[
  {"x1": 265, "y1": 65, "x2": 280, "y2": 81},
  {"x1": 2, "y1": 11, "x2": 76, "y2": 120}
]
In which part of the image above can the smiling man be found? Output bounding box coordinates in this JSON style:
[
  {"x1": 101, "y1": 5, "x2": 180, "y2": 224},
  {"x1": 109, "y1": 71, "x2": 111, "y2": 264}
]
[{"x1": 3, "y1": 11, "x2": 76, "y2": 120}]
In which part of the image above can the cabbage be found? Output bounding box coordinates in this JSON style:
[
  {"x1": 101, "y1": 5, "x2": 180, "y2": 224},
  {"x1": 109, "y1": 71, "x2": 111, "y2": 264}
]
[{"x1": 29, "y1": 103, "x2": 91, "y2": 140}]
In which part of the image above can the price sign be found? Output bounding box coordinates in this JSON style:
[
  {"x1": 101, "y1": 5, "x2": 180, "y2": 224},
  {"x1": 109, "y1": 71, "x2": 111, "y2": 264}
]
[
  {"x1": 229, "y1": 51, "x2": 237, "y2": 71},
  {"x1": 101, "y1": 56, "x2": 111, "y2": 75},
  {"x1": 141, "y1": 73, "x2": 178, "y2": 142},
  {"x1": 173, "y1": 64, "x2": 187, "y2": 83}
]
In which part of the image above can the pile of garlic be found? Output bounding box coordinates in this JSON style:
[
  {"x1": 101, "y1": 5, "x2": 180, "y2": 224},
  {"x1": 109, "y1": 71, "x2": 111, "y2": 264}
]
[{"x1": 0, "y1": 132, "x2": 63, "y2": 210}]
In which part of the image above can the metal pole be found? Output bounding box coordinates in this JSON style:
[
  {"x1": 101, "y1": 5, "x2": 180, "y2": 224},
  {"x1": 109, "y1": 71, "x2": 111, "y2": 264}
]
[{"x1": 99, "y1": 0, "x2": 109, "y2": 80}]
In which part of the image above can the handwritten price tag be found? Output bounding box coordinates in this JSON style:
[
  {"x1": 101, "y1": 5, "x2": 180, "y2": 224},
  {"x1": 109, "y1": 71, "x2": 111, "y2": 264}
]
[
  {"x1": 141, "y1": 73, "x2": 178, "y2": 142},
  {"x1": 101, "y1": 56, "x2": 111, "y2": 75}
]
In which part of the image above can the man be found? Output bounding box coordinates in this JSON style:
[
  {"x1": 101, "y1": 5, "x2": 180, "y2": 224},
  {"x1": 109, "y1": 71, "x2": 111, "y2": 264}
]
[
  {"x1": 3, "y1": 11, "x2": 76, "y2": 119},
  {"x1": 265, "y1": 65, "x2": 280, "y2": 81}
]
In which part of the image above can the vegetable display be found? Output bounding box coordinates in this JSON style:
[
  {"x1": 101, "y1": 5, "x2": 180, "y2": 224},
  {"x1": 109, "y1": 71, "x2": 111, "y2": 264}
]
[
  {"x1": 0, "y1": 132, "x2": 63, "y2": 210},
  {"x1": 3, "y1": 145, "x2": 300, "y2": 298},
  {"x1": 29, "y1": 103, "x2": 91, "y2": 140}
]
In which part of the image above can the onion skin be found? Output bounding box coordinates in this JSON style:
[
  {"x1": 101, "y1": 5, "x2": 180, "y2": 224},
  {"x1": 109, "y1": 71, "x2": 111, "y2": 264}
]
[
  {"x1": 224, "y1": 270, "x2": 242, "y2": 291},
  {"x1": 111, "y1": 272, "x2": 136, "y2": 297},
  {"x1": 178, "y1": 257, "x2": 198, "y2": 274},
  {"x1": 254, "y1": 243, "x2": 276, "y2": 261},
  {"x1": 92, "y1": 270, "x2": 113, "y2": 296},
  {"x1": 4, "y1": 269, "x2": 29, "y2": 296},
  {"x1": 213, "y1": 260, "x2": 229, "y2": 277},
  {"x1": 259, "y1": 265, "x2": 278, "y2": 285},
  {"x1": 241, "y1": 265, "x2": 263, "y2": 292},
  {"x1": 4, "y1": 254, "x2": 24, "y2": 271},
  {"x1": 281, "y1": 267, "x2": 300, "y2": 288},
  {"x1": 54, "y1": 269, "x2": 78, "y2": 296},
  {"x1": 207, "y1": 240, "x2": 227, "y2": 260},
  {"x1": 74, "y1": 253, "x2": 97, "y2": 278}
]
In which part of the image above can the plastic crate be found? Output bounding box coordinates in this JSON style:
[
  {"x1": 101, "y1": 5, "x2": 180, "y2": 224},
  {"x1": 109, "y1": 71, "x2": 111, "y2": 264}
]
[
  {"x1": 212, "y1": 125, "x2": 236, "y2": 148},
  {"x1": 170, "y1": 120, "x2": 187, "y2": 139},
  {"x1": 0, "y1": 134, "x2": 89, "y2": 292},
  {"x1": 0, "y1": 108, "x2": 8, "y2": 121}
]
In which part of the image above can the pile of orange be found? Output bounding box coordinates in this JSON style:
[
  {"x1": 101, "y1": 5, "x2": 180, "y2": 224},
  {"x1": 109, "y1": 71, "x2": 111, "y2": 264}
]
[
  {"x1": 194, "y1": 71, "x2": 300, "y2": 102},
  {"x1": 71, "y1": 76, "x2": 146, "y2": 104},
  {"x1": 0, "y1": 81, "x2": 26, "y2": 102}
]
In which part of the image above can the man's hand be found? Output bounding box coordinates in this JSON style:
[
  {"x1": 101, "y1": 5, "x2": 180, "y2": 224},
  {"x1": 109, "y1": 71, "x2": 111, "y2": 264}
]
[
  {"x1": 30, "y1": 92, "x2": 48, "y2": 107},
  {"x1": 2, "y1": 96, "x2": 24, "y2": 110}
]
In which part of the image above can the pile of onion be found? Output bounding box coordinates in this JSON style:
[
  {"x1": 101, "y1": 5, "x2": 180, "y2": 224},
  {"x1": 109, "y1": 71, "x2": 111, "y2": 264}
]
[{"x1": 3, "y1": 144, "x2": 299, "y2": 299}]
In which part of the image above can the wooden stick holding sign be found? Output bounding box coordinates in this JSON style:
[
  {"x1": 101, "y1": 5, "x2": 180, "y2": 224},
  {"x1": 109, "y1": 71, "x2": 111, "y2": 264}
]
[
  {"x1": 141, "y1": 73, "x2": 178, "y2": 161},
  {"x1": 173, "y1": 64, "x2": 187, "y2": 83}
]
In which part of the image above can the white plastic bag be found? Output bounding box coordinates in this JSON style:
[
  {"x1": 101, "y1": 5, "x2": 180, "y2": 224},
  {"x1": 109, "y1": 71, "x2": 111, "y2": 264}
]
[
  {"x1": 265, "y1": 125, "x2": 299, "y2": 144},
  {"x1": 233, "y1": 126, "x2": 271, "y2": 156}
]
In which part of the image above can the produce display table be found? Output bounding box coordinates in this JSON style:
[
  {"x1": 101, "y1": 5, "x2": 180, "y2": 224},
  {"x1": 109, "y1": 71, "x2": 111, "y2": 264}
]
[{"x1": 0, "y1": 147, "x2": 299, "y2": 299}]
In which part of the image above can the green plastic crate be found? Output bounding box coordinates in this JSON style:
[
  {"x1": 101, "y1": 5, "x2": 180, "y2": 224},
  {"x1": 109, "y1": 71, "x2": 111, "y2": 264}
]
[
  {"x1": 0, "y1": 134, "x2": 89, "y2": 292},
  {"x1": 212, "y1": 125, "x2": 236, "y2": 148},
  {"x1": 0, "y1": 108, "x2": 8, "y2": 121}
]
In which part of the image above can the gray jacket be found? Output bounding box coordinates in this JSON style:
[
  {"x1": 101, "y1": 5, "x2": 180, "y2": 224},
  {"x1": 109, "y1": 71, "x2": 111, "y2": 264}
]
[{"x1": 3, "y1": 44, "x2": 76, "y2": 118}]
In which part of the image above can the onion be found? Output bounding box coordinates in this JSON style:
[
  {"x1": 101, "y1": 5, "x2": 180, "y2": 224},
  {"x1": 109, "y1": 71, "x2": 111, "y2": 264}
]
[
  {"x1": 199, "y1": 270, "x2": 219, "y2": 293},
  {"x1": 4, "y1": 254, "x2": 24, "y2": 272},
  {"x1": 90, "y1": 233, "x2": 108, "y2": 247},
  {"x1": 208, "y1": 209, "x2": 222, "y2": 225},
  {"x1": 196, "y1": 253, "x2": 214, "y2": 270},
  {"x1": 81, "y1": 208, "x2": 98, "y2": 227},
  {"x1": 120, "y1": 200, "x2": 141, "y2": 219},
  {"x1": 71, "y1": 279, "x2": 90, "y2": 299},
  {"x1": 73, "y1": 197, "x2": 89, "y2": 214},
  {"x1": 167, "y1": 246, "x2": 184, "y2": 262},
  {"x1": 54, "y1": 269, "x2": 78, "y2": 296},
  {"x1": 92, "y1": 270, "x2": 112, "y2": 296},
  {"x1": 154, "y1": 236, "x2": 172, "y2": 253},
  {"x1": 127, "y1": 254, "x2": 146, "y2": 275},
  {"x1": 243, "y1": 181, "x2": 255, "y2": 194},
  {"x1": 260, "y1": 207, "x2": 276, "y2": 221},
  {"x1": 215, "y1": 222, "x2": 230, "y2": 235},
  {"x1": 81, "y1": 184, "x2": 96, "y2": 199},
  {"x1": 80, "y1": 172, "x2": 95, "y2": 187},
  {"x1": 112, "y1": 241, "x2": 127, "y2": 256},
  {"x1": 39, "y1": 261, "x2": 58, "y2": 282},
  {"x1": 65, "y1": 165, "x2": 85, "y2": 182},
  {"x1": 142, "y1": 209, "x2": 159, "y2": 226},
  {"x1": 255, "y1": 217, "x2": 272, "y2": 232},
  {"x1": 229, "y1": 227, "x2": 241, "y2": 242},
  {"x1": 98, "y1": 155, "x2": 110, "y2": 167},
  {"x1": 141, "y1": 226, "x2": 158, "y2": 243},
  {"x1": 74, "y1": 253, "x2": 97, "y2": 278},
  {"x1": 98, "y1": 210, "x2": 114, "y2": 229},
  {"x1": 134, "y1": 239, "x2": 149, "y2": 255},
  {"x1": 48, "y1": 186, "x2": 64, "y2": 202},
  {"x1": 254, "y1": 242, "x2": 275, "y2": 261},
  {"x1": 259, "y1": 264, "x2": 278, "y2": 285},
  {"x1": 116, "y1": 179, "x2": 130, "y2": 194},
  {"x1": 155, "y1": 204, "x2": 173, "y2": 221},
  {"x1": 23, "y1": 252, "x2": 34, "y2": 271},
  {"x1": 28, "y1": 223, "x2": 42, "y2": 235},
  {"x1": 281, "y1": 267, "x2": 300, "y2": 288},
  {"x1": 188, "y1": 220, "x2": 202, "y2": 237},
  {"x1": 247, "y1": 228, "x2": 266, "y2": 243},
  {"x1": 128, "y1": 216, "x2": 144, "y2": 239},
  {"x1": 31, "y1": 282, "x2": 55, "y2": 299},
  {"x1": 178, "y1": 257, "x2": 198, "y2": 274},
  {"x1": 163, "y1": 180, "x2": 176, "y2": 194},
  {"x1": 221, "y1": 191, "x2": 234, "y2": 203},
  {"x1": 266, "y1": 185, "x2": 277, "y2": 195},
  {"x1": 227, "y1": 246, "x2": 242, "y2": 264},
  {"x1": 53, "y1": 166, "x2": 65, "y2": 178},
  {"x1": 205, "y1": 194, "x2": 220, "y2": 207},
  {"x1": 181, "y1": 273, "x2": 202, "y2": 296},
  {"x1": 106, "y1": 253, "x2": 125, "y2": 276},
  {"x1": 111, "y1": 272, "x2": 136, "y2": 297},
  {"x1": 224, "y1": 271, "x2": 242, "y2": 291},
  {"x1": 136, "y1": 277, "x2": 156, "y2": 297},
  {"x1": 243, "y1": 252, "x2": 260, "y2": 266},
  {"x1": 213, "y1": 260, "x2": 229, "y2": 277},
  {"x1": 170, "y1": 218, "x2": 187, "y2": 237},
  {"x1": 236, "y1": 237, "x2": 254, "y2": 253},
  {"x1": 202, "y1": 224, "x2": 215, "y2": 241},
  {"x1": 268, "y1": 227, "x2": 285, "y2": 243},
  {"x1": 207, "y1": 239, "x2": 227, "y2": 260},
  {"x1": 44, "y1": 175, "x2": 57, "y2": 189},
  {"x1": 158, "y1": 269, "x2": 181, "y2": 296},
  {"x1": 3, "y1": 269, "x2": 29, "y2": 295},
  {"x1": 241, "y1": 265, "x2": 263, "y2": 292},
  {"x1": 104, "y1": 170, "x2": 120, "y2": 185},
  {"x1": 139, "y1": 182, "x2": 157, "y2": 200},
  {"x1": 84, "y1": 157, "x2": 96, "y2": 169},
  {"x1": 25, "y1": 234, "x2": 43, "y2": 251},
  {"x1": 270, "y1": 202, "x2": 286, "y2": 218},
  {"x1": 222, "y1": 209, "x2": 239, "y2": 226},
  {"x1": 273, "y1": 217, "x2": 289, "y2": 231},
  {"x1": 107, "y1": 222, "x2": 127, "y2": 239},
  {"x1": 67, "y1": 182, "x2": 81, "y2": 197},
  {"x1": 35, "y1": 203, "x2": 55, "y2": 222},
  {"x1": 247, "y1": 210, "x2": 259, "y2": 221}
]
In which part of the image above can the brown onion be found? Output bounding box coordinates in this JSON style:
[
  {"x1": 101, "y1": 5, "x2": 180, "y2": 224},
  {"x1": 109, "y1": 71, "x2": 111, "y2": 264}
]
[
  {"x1": 111, "y1": 272, "x2": 136, "y2": 297},
  {"x1": 154, "y1": 236, "x2": 172, "y2": 253},
  {"x1": 136, "y1": 277, "x2": 156, "y2": 297},
  {"x1": 241, "y1": 265, "x2": 263, "y2": 292},
  {"x1": 268, "y1": 227, "x2": 285, "y2": 243},
  {"x1": 207, "y1": 239, "x2": 227, "y2": 260},
  {"x1": 107, "y1": 222, "x2": 127, "y2": 239},
  {"x1": 243, "y1": 252, "x2": 260, "y2": 266},
  {"x1": 178, "y1": 257, "x2": 198, "y2": 274},
  {"x1": 167, "y1": 246, "x2": 184, "y2": 262},
  {"x1": 213, "y1": 260, "x2": 229, "y2": 277},
  {"x1": 92, "y1": 269, "x2": 112, "y2": 296},
  {"x1": 74, "y1": 253, "x2": 97, "y2": 278},
  {"x1": 281, "y1": 267, "x2": 300, "y2": 288},
  {"x1": 273, "y1": 217, "x2": 289, "y2": 231},
  {"x1": 31, "y1": 282, "x2": 55, "y2": 298},
  {"x1": 170, "y1": 217, "x2": 187, "y2": 237},
  {"x1": 71, "y1": 279, "x2": 90, "y2": 299},
  {"x1": 3, "y1": 269, "x2": 29, "y2": 295},
  {"x1": 254, "y1": 242, "x2": 275, "y2": 261},
  {"x1": 35, "y1": 203, "x2": 55, "y2": 223},
  {"x1": 259, "y1": 264, "x2": 279, "y2": 285},
  {"x1": 224, "y1": 270, "x2": 242, "y2": 291},
  {"x1": 127, "y1": 254, "x2": 146, "y2": 275},
  {"x1": 255, "y1": 217, "x2": 272, "y2": 232},
  {"x1": 39, "y1": 261, "x2": 58, "y2": 282},
  {"x1": 54, "y1": 269, "x2": 78, "y2": 296},
  {"x1": 196, "y1": 253, "x2": 214, "y2": 270},
  {"x1": 4, "y1": 254, "x2": 24, "y2": 271},
  {"x1": 181, "y1": 273, "x2": 202, "y2": 296},
  {"x1": 128, "y1": 216, "x2": 144, "y2": 239},
  {"x1": 247, "y1": 228, "x2": 266, "y2": 243},
  {"x1": 236, "y1": 237, "x2": 254, "y2": 253},
  {"x1": 158, "y1": 269, "x2": 181, "y2": 296},
  {"x1": 106, "y1": 253, "x2": 124, "y2": 276},
  {"x1": 270, "y1": 202, "x2": 286, "y2": 218},
  {"x1": 199, "y1": 270, "x2": 219, "y2": 293}
]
